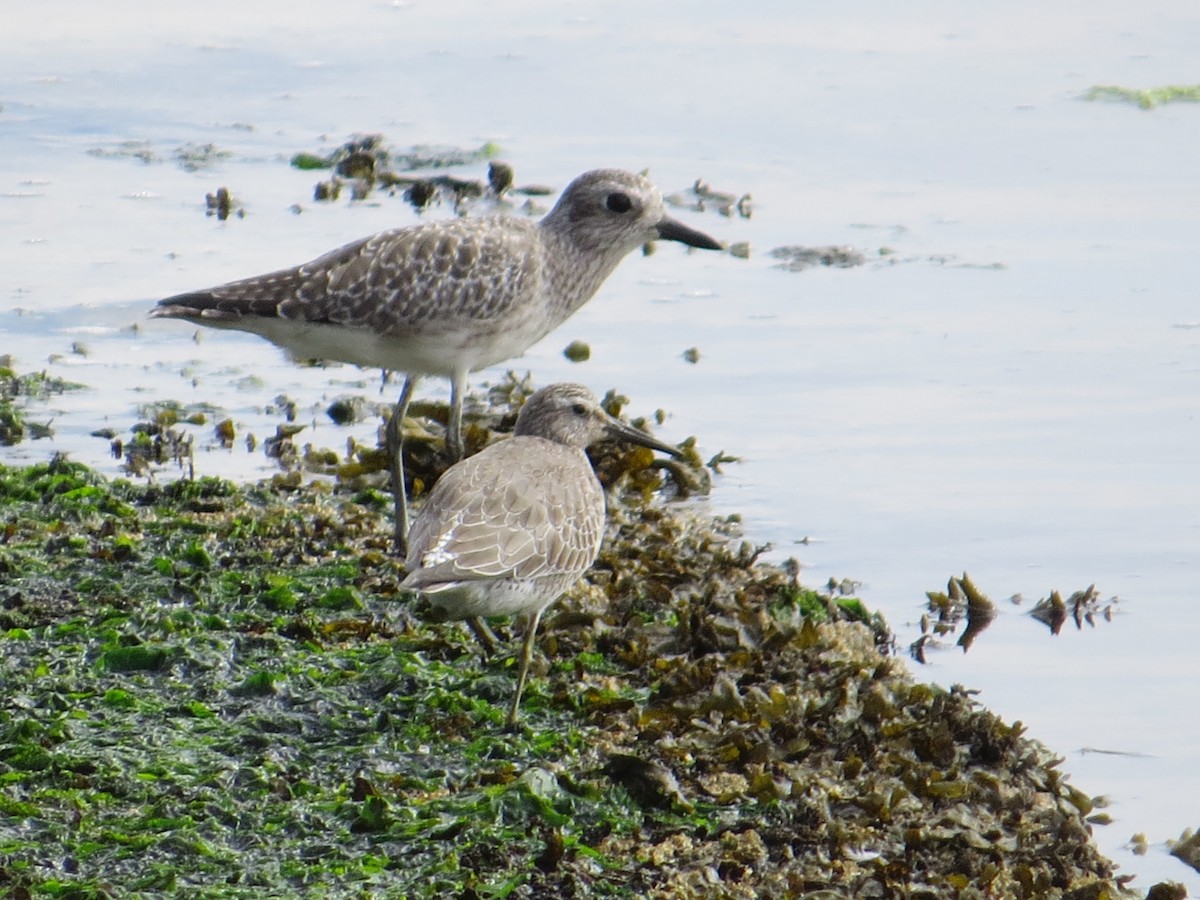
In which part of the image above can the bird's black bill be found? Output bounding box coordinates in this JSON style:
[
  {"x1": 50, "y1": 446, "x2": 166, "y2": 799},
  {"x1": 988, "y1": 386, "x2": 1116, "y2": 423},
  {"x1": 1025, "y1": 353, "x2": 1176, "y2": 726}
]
[
  {"x1": 603, "y1": 416, "x2": 685, "y2": 459},
  {"x1": 655, "y1": 216, "x2": 724, "y2": 251}
]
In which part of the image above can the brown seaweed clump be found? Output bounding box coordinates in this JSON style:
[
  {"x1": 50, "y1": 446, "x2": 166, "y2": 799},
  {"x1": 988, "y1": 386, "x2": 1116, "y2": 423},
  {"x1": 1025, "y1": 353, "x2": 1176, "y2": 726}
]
[
  {"x1": 531, "y1": 505, "x2": 1134, "y2": 898},
  {"x1": 258, "y1": 377, "x2": 1139, "y2": 896},
  {"x1": 385, "y1": 379, "x2": 1137, "y2": 898}
]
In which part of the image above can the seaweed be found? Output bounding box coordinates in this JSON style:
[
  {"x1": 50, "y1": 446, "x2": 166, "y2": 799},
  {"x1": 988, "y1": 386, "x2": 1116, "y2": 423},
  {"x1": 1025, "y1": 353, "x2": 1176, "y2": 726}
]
[{"x1": 0, "y1": 383, "x2": 1144, "y2": 898}]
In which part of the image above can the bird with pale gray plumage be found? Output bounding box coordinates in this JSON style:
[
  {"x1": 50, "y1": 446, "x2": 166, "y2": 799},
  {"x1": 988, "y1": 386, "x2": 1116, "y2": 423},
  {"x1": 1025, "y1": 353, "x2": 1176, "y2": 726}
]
[
  {"x1": 149, "y1": 168, "x2": 722, "y2": 556},
  {"x1": 399, "y1": 382, "x2": 683, "y2": 726}
]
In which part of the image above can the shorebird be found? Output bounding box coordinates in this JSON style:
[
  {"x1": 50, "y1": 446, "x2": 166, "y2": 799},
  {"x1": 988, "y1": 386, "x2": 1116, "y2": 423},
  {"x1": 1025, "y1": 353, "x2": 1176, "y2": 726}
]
[
  {"x1": 150, "y1": 168, "x2": 722, "y2": 553},
  {"x1": 399, "y1": 382, "x2": 682, "y2": 726}
]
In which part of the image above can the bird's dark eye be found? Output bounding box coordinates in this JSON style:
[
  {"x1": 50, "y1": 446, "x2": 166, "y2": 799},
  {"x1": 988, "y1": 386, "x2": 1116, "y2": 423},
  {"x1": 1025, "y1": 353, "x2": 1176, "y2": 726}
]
[
  {"x1": 571, "y1": 403, "x2": 588, "y2": 416},
  {"x1": 605, "y1": 192, "x2": 632, "y2": 214}
]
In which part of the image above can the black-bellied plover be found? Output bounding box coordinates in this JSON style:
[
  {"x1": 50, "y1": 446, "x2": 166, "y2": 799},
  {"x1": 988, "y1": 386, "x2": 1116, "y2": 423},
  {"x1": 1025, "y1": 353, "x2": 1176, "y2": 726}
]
[
  {"x1": 400, "y1": 382, "x2": 682, "y2": 726},
  {"x1": 151, "y1": 169, "x2": 721, "y2": 553}
]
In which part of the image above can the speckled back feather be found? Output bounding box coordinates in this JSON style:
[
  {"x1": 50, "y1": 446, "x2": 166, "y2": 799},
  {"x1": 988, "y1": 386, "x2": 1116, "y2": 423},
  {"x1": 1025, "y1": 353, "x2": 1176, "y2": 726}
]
[
  {"x1": 151, "y1": 170, "x2": 685, "y2": 365},
  {"x1": 401, "y1": 436, "x2": 605, "y2": 592}
]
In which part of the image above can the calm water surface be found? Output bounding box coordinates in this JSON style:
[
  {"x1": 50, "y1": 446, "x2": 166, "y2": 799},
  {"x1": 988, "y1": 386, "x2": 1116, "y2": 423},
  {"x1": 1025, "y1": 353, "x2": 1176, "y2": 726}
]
[{"x1": 3, "y1": 1, "x2": 1199, "y2": 890}]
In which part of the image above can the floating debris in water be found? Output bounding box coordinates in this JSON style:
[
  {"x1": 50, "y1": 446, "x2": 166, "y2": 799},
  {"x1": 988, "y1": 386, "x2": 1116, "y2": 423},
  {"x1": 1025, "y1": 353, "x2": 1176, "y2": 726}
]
[
  {"x1": 769, "y1": 244, "x2": 867, "y2": 271},
  {"x1": 0, "y1": 363, "x2": 83, "y2": 447},
  {"x1": 957, "y1": 572, "x2": 998, "y2": 651},
  {"x1": 562, "y1": 340, "x2": 590, "y2": 363},
  {"x1": 205, "y1": 186, "x2": 242, "y2": 221},
  {"x1": 0, "y1": 402, "x2": 24, "y2": 446},
  {"x1": 325, "y1": 396, "x2": 377, "y2": 426},
  {"x1": 291, "y1": 151, "x2": 330, "y2": 170},
  {"x1": 336, "y1": 149, "x2": 376, "y2": 180},
  {"x1": 487, "y1": 160, "x2": 515, "y2": 196},
  {"x1": 1145, "y1": 881, "x2": 1189, "y2": 900},
  {"x1": 404, "y1": 179, "x2": 436, "y2": 209},
  {"x1": 1029, "y1": 584, "x2": 1116, "y2": 635},
  {"x1": 214, "y1": 418, "x2": 236, "y2": 447},
  {"x1": 263, "y1": 423, "x2": 305, "y2": 468},
  {"x1": 666, "y1": 178, "x2": 753, "y2": 219},
  {"x1": 291, "y1": 135, "x2": 500, "y2": 173},
  {"x1": 121, "y1": 412, "x2": 195, "y2": 478},
  {"x1": 1081, "y1": 83, "x2": 1200, "y2": 110},
  {"x1": 913, "y1": 574, "x2": 1119, "y2": 661},
  {"x1": 1169, "y1": 827, "x2": 1200, "y2": 874},
  {"x1": 706, "y1": 449, "x2": 740, "y2": 474},
  {"x1": 174, "y1": 142, "x2": 233, "y2": 172},
  {"x1": 313, "y1": 177, "x2": 342, "y2": 202},
  {"x1": 86, "y1": 140, "x2": 157, "y2": 164},
  {"x1": 291, "y1": 139, "x2": 610, "y2": 224},
  {"x1": 770, "y1": 242, "x2": 1006, "y2": 272},
  {"x1": 291, "y1": 135, "x2": 508, "y2": 212}
]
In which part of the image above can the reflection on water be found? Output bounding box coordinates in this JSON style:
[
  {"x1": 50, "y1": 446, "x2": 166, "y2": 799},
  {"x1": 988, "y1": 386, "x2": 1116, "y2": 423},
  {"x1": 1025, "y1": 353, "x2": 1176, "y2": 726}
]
[{"x1": 4, "y1": 1, "x2": 1200, "y2": 891}]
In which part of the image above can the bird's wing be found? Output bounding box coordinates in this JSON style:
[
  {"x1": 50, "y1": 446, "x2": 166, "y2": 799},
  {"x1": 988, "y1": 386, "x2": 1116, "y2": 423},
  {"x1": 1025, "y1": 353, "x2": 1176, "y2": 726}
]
[
  {"x1": 152, "y1": 218, "x2": 543, "y2": 331},
  {"x1": 402, "y1": 439, "x2": 605, "y2": 591}
]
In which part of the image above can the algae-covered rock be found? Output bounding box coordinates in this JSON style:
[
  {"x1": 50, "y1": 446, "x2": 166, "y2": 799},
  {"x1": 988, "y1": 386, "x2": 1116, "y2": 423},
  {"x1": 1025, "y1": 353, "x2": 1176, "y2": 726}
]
[{"x1": 0, "y1": 380, "x2": 1144, "y2": 898}]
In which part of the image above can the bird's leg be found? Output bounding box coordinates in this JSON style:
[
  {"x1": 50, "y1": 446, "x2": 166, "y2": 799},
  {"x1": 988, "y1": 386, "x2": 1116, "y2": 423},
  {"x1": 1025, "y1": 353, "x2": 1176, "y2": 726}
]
[
  {"x1": 507, "y1": 608, "x2": 544, "y2": 728},
  {"x1": 388, "y1": 374, "x2": 418, "y2": 557},
  {"x1": 467, "y1": 617, "x2": 502, "y2": 657},
  {"x1": 447, "y1": 369, "x2": 467, "y2": 463}
]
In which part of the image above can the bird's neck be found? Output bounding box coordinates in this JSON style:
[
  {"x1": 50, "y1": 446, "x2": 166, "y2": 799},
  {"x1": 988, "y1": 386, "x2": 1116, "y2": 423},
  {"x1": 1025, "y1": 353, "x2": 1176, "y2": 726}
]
[{"x1": 539, "y1": 227, "x2": 630, "y2": 319}]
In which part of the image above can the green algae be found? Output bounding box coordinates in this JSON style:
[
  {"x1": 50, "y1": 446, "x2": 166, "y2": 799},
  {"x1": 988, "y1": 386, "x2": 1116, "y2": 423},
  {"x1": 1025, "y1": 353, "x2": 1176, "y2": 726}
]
[
  {"x1": 1081, "y1": 84, "x2": 1200, "y2": 110},
  {"x1": 0, "y1": 452, "x2": 1135, "y2": 899}
]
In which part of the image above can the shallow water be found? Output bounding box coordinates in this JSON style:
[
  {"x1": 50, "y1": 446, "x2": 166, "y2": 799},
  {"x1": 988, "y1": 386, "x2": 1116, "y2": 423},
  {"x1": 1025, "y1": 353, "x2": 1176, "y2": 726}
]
[{"x1": 4, "y1": 1, "x2": 1200, "y2": 890}]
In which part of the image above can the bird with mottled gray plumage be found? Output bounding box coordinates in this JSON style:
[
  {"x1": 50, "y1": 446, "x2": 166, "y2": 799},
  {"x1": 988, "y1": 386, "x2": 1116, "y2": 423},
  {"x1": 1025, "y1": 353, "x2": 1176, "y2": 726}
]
[
  {"x1": 400, "y1": 382, "x2": 683, "y2": 726},
  {"x1": 149, "y1": 169, "x2": 722, "y2": 555}
]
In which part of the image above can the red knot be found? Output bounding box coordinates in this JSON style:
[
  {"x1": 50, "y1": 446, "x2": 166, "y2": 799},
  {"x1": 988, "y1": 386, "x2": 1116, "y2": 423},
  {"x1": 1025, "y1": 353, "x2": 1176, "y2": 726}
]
[
  {"x1": 399, "y1": 382, "x2": 682, "y2": 726},
  {"x1": 150, "y1": 168, "x2": 721, "y2": 553}
]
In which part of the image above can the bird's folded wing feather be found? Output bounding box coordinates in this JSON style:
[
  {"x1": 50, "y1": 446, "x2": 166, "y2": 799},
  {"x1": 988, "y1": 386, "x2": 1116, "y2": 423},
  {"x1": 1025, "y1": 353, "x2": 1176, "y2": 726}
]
[
  {"x1": 402, "y1": 441, "x2": 604, "y2": 591},
  {"x1": 153, "y1": 219, "x2": 542, "y2": 331}
]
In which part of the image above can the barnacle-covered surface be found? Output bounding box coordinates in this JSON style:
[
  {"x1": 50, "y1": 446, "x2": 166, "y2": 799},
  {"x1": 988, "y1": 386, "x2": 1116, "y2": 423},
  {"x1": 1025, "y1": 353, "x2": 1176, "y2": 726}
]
[{"x1": 0, "y1": 374, "x2": 1152, "y2": 898}]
